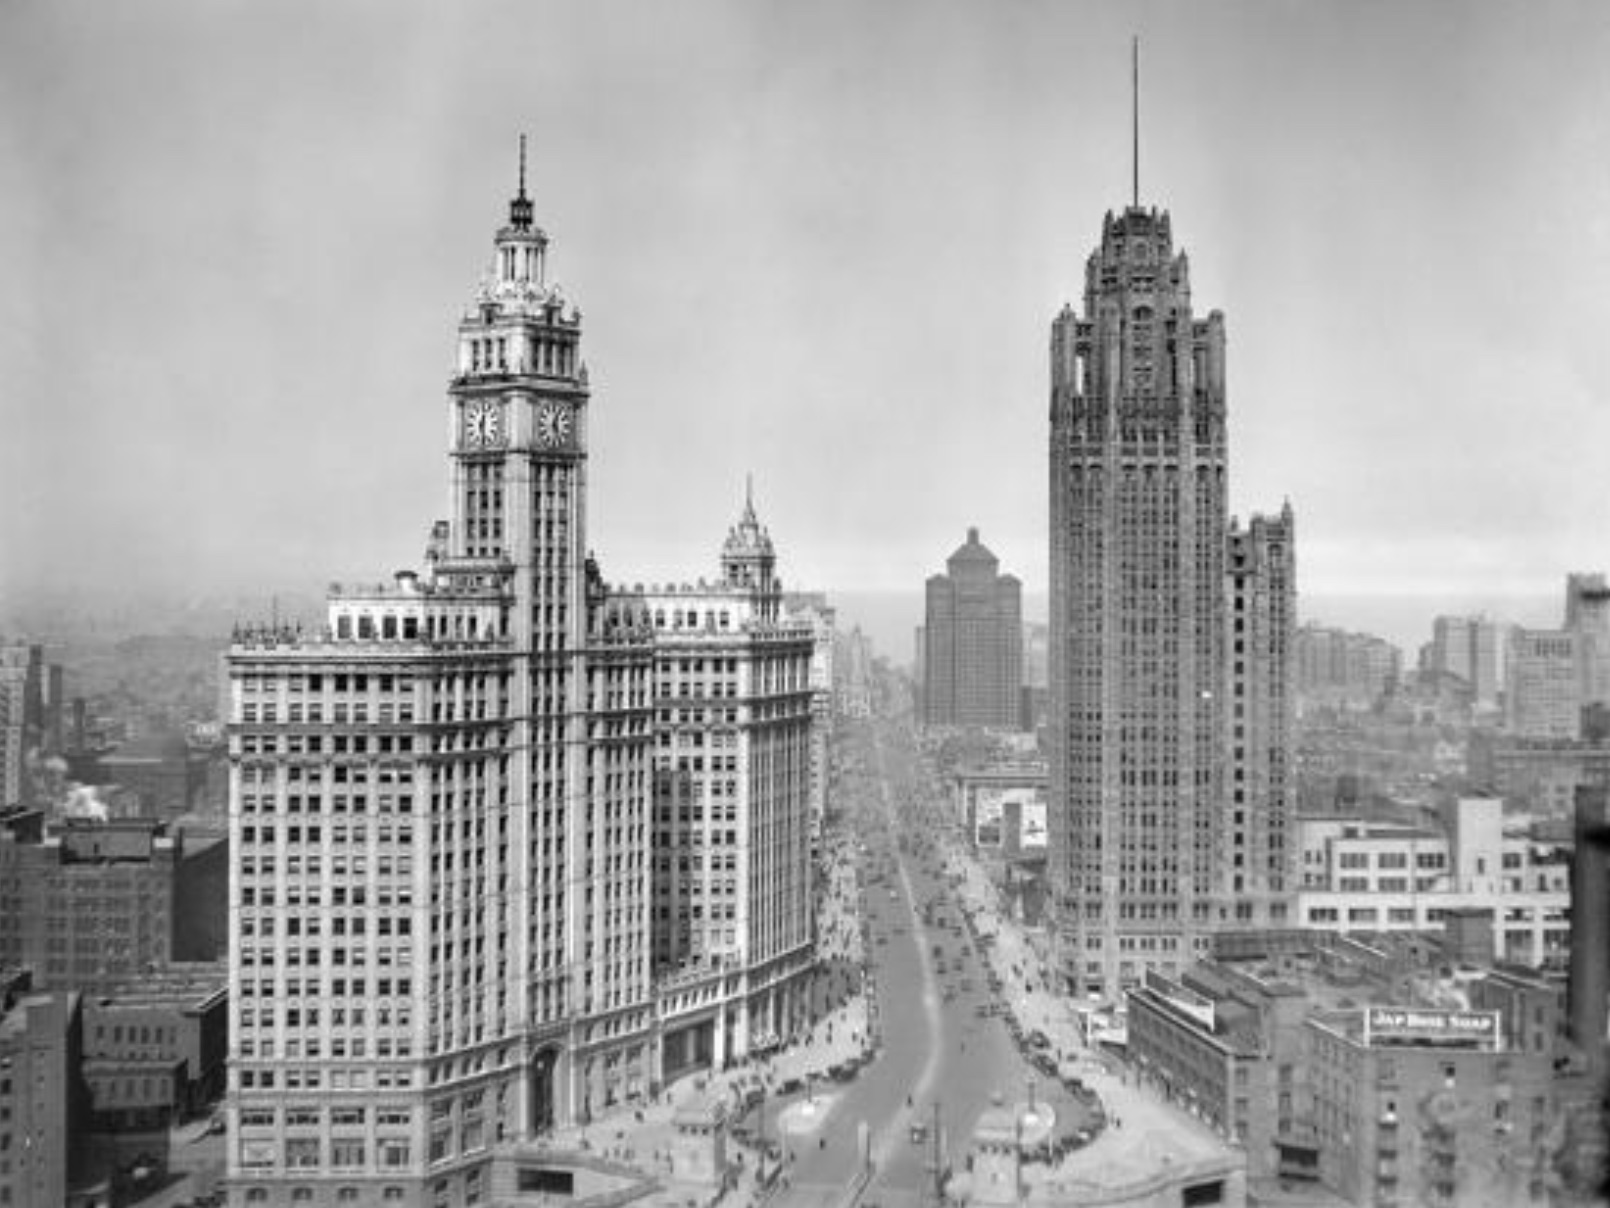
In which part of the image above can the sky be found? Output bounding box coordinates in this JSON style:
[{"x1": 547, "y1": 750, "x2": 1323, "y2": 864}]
[{"x1": 4, "y1": 0, "x2": 1610, "y2": 653}]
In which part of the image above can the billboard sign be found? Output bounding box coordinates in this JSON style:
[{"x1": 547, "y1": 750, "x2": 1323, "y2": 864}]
[
  {"x1": 1018, "y1": 797, "x2": 1047, "y2": 850},
  {"x1": 1363, "y1": 1007, "x2": 1499, "y2": 1050},
  {"x1": 974, "y1": 791, "x2": 1005, "y2": 847}
]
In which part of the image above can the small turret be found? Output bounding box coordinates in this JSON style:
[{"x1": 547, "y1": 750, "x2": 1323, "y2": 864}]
[{"x1": 720, "y1": 475, "x2": 778, "y2": 600}]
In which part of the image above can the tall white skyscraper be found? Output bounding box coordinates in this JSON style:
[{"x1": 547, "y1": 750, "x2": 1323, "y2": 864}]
[{"x1": 225, "y1": 157, "x2": 815, "y2": 1207}]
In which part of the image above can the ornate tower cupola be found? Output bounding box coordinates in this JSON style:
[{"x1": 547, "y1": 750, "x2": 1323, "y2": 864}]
[
  {"x1": 454, "y1": 136, "x2": 583, "y2": 385},
  {"x1": 721, "y1": 478, "x2": 779, "y2": 614},
  {"x1": 496, "y1": 134, "x2": 547, "y2": 292}
]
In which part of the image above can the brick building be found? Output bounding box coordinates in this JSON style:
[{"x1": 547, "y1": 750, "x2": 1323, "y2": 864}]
[
  {"x1": 1128, "y1": 939, "x2": 1559, "y2": 1205},
  {"x1": 0, "y1": 990, "x2": 84, "y2": 1208},
  {"x1": 0, "y1": 814, "x2": 183, "y2": 992}
]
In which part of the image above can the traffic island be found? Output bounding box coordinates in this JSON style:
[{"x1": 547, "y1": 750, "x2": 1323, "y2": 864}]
[{"x1": 775, "y1": 1091, "x2": 840, "y2": 1137}]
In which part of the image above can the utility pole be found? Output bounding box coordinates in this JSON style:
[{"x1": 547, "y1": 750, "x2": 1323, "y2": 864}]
[{"x1": 930, "y1": 1098, "x2": 944, "y2": 1206}]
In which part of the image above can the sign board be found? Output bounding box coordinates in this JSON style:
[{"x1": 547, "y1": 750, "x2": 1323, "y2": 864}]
[
  {"x1": 974, "y1": 792, "x2": 1005, "y2": 847},
  {"x1": 1363, "y1": 1007, "x2": 1500, "y2": 1050},
  {"x1": 1018, "y1": 798, "x2": 1048, "y2": 850},
  {"x1": 1146, "y1": 970, "x2": 1216, "y2": 1032}
]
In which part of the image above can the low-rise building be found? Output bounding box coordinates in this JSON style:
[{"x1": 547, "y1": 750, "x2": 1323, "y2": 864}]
[
  {"x1": 1294, "y1": 799, "x2": 1570, "y2": 970},
  {"x1": 1130, "y1": 937, "x2": 1562, "y2": 1206},
  {"x1": 83, "y1": 971, "x2": 228, "y2": 1129},
  {"x1": 1306, "y1": 1005, "x2": 1553, "y2": 1207}
]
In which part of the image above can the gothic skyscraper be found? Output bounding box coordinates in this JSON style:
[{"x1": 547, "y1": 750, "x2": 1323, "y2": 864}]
[{"x1": 1048, "y1": 206, "x2": 1229, "y2": 997}]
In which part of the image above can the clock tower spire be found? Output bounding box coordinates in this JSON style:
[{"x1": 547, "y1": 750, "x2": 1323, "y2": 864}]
[
  {"x1": 446, "y1": 139, "x2": 588, "y2": 573},
  {"x1": 511, "y1": 133, "x2": 534, "y2": 231}
]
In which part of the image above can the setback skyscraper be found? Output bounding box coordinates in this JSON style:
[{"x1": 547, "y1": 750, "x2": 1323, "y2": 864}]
[{"x1": 921, "y1": 528, "x2": 1023, "y2": 730}]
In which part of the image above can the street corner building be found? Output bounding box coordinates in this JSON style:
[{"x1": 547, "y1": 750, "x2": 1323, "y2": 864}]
[
  {"x1": 222, "y1": 163, "x2": 823, "y2": 1207},
  {"x1": 1047, "y1": 203, "x2": 1296, "y2": 1001}
]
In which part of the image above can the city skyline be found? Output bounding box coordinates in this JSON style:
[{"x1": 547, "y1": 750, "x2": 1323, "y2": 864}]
[{"x1": 6, "y1": 2, "x2": 1610, "y2": 622}]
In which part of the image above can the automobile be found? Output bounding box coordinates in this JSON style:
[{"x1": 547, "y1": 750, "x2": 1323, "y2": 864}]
[
  {"x1": 206, "y1": 1113, "x2": 227, "y2": 1135},
  {"x1": 909, "y1": 1120, "x2": 928, "y2": 1144}
]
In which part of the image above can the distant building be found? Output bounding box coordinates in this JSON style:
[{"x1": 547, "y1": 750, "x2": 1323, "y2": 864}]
[
  {"x1": 1022, "y1": 622, "x2": 1048, "y2": 690},
  {"x1": 1506, "y1": 629, "x2": 1580, "y2": 739},
  {"x1": 0, "y1": 642, "x2": 44, "y2": 809},
  {"x1": 1565, "y1": 572, "x2": 1610, "y2": 707},
  {"x1": 1017, "y1": 684, "x2": 1048, "y2": 735},
  {"x1": 1295, "y1": 624, "x2": 1401, "y2": 711},
  {"x1": 98, "y1": 733, "x2": 208, "y2": 821},
  {"x1": 1427, "y1": 615, "x2": 1505, "y2": 709},
  {"x1": 836, "y1": 626, "x2": 874, "y2": 718},
  {"x1": 921, "y1": 528, "x2": 1023, "y2": 730},
  {"x1": 784, "y1": 591, "x2": 836, "y2": 837}
]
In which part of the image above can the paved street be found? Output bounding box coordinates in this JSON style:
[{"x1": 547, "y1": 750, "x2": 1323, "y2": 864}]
[{"x1": 777, "y1": 719, "x2": 1095, "y2": 1207}]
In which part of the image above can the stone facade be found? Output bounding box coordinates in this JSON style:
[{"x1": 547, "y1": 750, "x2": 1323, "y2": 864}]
[
  {"x1": 1049, "y1": 206, "x2": 1295, "y2": 999},
  {"x1": 223, "y1": 167, "x2": 817, "y2": 1207}
]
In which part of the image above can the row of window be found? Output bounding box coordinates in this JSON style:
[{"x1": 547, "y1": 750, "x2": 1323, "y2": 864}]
[
  {"x1": 237, "y1": 944, "x2": 412, "y2": 967},
  {"x1": 238, "y1": 856, "x2": 414, "y2": 877},
  {"x1": 241, "y1": 1106, "x2": 412, "y2": 1128},
  {"x1": 240, "y1": 673, "x2": 414, "y2": 694},
  {"x1": 241, "y1": 823, "x2": 413, "y2": 843},
  {"x1": 240, "y1": 885, "x2": 412, "y2": 907},
  {"x1": 238, "y1": 977, "x2": 410, "y2": 998},
  {"x1": 240, "y1": 1064, "x2": 413, "y2": 1090}
]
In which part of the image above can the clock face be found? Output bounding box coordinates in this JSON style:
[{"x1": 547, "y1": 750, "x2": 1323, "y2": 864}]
[
  {"x1": 535, "y1": 401, "x2": 572, "y2": 449},
  {"x1": 463, "y1": 400, "x2": 503, "y2": 449}
]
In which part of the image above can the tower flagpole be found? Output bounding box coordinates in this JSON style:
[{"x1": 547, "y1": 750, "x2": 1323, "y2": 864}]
[{"x1": 1132, "y1": 36, "x2": 1140, "y2": 208}]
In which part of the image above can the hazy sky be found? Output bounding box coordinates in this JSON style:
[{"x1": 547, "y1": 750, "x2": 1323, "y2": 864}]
[{"x1": 4, "y1": 1, "x2": 1610, "y2": 633}]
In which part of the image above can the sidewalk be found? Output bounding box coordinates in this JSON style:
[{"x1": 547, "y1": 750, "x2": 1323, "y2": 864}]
[
  {"x1": 531, "y1": 824, "x2": 877, "y2": 1207},
  {"x1": 936, "y1": 834, "x2": 1244, "y2": 1204}
]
